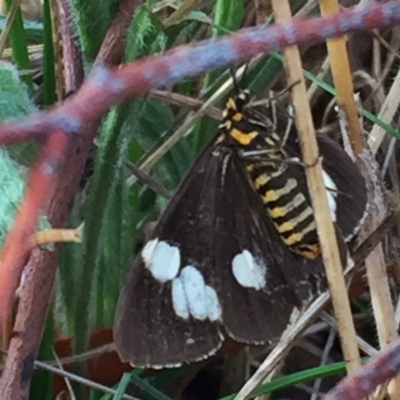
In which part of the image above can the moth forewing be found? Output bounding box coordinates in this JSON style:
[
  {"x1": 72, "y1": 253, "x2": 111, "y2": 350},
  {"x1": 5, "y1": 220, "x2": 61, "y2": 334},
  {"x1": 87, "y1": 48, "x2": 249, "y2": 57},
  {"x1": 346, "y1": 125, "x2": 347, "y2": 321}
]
[{"x1": 114, "y1": 140, "x2": 226, "y2": 368}]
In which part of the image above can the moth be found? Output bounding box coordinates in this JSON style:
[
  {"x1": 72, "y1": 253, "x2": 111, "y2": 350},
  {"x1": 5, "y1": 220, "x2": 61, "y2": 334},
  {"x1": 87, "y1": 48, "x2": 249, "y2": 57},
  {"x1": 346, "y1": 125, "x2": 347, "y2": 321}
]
[{"x1": 114, "y1": 90, "x2": 367, "y2": 368}]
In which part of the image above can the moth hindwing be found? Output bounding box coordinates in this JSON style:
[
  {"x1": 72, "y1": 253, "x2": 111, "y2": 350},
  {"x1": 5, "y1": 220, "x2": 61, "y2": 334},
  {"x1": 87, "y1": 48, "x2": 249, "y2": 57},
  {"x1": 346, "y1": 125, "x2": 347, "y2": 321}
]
[{"x1": 114, "y1": 91, "x2": 367, "y2": 368}]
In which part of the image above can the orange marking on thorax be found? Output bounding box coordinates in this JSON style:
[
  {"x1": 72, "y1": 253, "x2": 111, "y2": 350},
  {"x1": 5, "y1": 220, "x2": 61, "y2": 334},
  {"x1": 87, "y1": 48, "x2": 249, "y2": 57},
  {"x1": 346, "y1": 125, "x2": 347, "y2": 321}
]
[{"x1": 229, "y1": 129, "x2": 258, "y2": 145}]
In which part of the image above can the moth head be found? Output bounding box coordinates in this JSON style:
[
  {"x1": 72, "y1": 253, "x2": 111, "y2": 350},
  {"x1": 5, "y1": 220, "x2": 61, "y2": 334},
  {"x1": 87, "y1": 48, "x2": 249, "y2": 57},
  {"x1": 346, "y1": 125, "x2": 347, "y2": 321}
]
[{"x1": 221, "y1": 91, "x2": 280, "y2": 152}]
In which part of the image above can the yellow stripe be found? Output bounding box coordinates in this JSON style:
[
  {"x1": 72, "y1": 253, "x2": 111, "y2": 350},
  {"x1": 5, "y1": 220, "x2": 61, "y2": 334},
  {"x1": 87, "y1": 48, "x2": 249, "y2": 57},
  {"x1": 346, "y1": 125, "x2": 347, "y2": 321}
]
[
  {"x1": 254, "y1": 173, "x2": 269, "y2": 189},
  {"x1": 230, "y1": 128, "x2": 258, "y2": 145},
  {"x1": 274, "y1": 208, "x2": 315, "y2": 235},
  {"x1": 275, "y1": 220, "x2": 297, "y2": 233},
  {"x1": 269, "y1": 206, "x2": 287, "y2": 218},
  {"x1": 264, "y1": 167, "x2": 288, "y2": 181},
  {"x1": 260, "y1": 178, "x2": 297, "y2": 200},
  {"x1": 280, "y1": 220, "x2": 317, "y2": 246},
  {"x1": 253, "y1": 169, "x2": 287, "y2": 193},
  {"x1": 232, "y1": 112, "x2": 243, "y2": 122},
  {"x1": 282, "y1": 232, "x2": 304, "y2": 245},
  {"x1": 264, "y1": 189, "x2": 279, "y2": 202},
  {"x1": 296, "y1": 218, "x2": 317, "y2": 236},
  {"x1": 290, "y1": 206, "x2": 314, "y2": 226},
  {"x1": 268, "y1": 193, "x2": 305, "y2": 218}
]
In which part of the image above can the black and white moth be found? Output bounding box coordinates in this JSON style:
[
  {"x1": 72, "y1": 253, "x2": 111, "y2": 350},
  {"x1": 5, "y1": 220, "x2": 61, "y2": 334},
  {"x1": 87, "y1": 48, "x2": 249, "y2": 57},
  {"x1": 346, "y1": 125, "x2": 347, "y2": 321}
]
[{"x1": 114, "y1": 91, "x2": 367, "y2": 368}]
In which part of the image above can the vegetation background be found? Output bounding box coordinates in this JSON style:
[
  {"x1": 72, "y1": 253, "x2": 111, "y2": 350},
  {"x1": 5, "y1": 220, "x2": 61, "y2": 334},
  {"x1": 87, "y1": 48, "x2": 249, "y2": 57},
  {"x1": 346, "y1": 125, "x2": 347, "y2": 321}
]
[{"x1": 0, "y1": 0, "x2": 399, "y2": 399}]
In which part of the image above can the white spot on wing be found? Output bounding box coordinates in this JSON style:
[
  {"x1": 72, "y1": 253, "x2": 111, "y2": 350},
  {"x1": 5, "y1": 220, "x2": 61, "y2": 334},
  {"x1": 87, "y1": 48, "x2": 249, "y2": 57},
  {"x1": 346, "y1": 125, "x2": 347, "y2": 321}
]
[
  {"x1": 205, "y1": 286, "x2": 221, "y2": 321},
  {"x1": 141, "y1": 238, "x2": 158, "y2": 264},
  {"x1": 171, "y1": 265, "x2": 222, "y2": 321},
  {"x1": 322, "y1": 171, "x2": 337, "y2": 221},
  {"x1": 232, "y1": 250, "x2": 266, "y2": 290},
  {"x1": 180, "y1": 266, "x2": 207, "y2": 320},
  {"x1": 172, "y1": 278, "x2": 189, "y2": 319},
  {"x1": 142, "y1": 238, "x2": 180, "y2": 283}
]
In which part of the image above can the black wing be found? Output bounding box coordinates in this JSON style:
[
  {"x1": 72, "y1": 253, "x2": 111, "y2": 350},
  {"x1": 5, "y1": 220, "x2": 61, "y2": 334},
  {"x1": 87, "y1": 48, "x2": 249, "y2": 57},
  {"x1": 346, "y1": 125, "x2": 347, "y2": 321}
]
[
  {"x1": 114, "y1": 138, "x2": 224, "y2": 368},
  {"x1": 317, "y1": 135, "x2": 367, "y2": 240},
  {"x1": 283, "y1": 130, "x2": 367, "y2": 241},
  {"x1": 211, "y1": 150, "x2": 325, "y2": 343},
  {"x1": 114, "y1": 136, "x2": 327, "y2": 368}
]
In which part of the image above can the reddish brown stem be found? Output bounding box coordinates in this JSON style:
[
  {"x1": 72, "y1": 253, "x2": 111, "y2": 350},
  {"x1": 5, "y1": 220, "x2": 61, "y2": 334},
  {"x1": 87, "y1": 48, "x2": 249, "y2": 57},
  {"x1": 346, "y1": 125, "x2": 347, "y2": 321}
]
[
  {"x1": 0, "y1": 0, "x2": 142, "y2": 398},
  {"x1": 0, "y1": 131, "x2": 69, "y2": 328}
]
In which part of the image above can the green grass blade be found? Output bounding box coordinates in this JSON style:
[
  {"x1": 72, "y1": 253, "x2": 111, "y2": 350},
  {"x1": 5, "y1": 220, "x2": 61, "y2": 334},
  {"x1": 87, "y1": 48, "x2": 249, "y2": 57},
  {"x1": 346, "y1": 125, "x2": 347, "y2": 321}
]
[
  {"x1": 42, "y1": 0, "x2": 56, "y2": 106},
  {"x1": 112, "y1": 373, "x2": 131, "y2": 400},
  {"x1": 30, "y1": 312, "x2": 54, "y2": 400},
  {"x1": 219, "y1": 360, "x2": 351, "y2": 400},
  {"x1": 4, "y1": 0, "x2": 32, "y2": 87}
]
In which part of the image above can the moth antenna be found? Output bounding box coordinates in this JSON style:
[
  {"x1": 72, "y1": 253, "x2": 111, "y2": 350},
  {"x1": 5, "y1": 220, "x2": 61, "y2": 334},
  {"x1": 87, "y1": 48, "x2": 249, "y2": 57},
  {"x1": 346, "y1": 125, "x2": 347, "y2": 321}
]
[{"x1": 270, "y1": 79, "x2": 301, "y2": 102}]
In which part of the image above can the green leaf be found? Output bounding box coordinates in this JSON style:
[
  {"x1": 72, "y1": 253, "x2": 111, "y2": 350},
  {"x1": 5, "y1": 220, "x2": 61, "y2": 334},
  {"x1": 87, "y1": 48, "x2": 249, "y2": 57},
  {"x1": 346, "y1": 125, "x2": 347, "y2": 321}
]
[
  {"x1": 73, "y1": 105, "x2": 129, "y2": 353},
  {"x1": 0, "y1": 62, "x2": 38, "y2": 245},
  {"x1": 0, "y1": 150, "x2": 24, "y2": 244},
  {"x1": 125, "y1": 5, "x2": 166, "y2": 62},
  {"x1": 4, "y1": 0, "x2": 32, "y2": 87},
  {"x1": 42, "y1": 0, "x2": 56, "y2": 106},
  {"x1": 71, "y1": 0, "x2": 110, "y2": 62},
  {"x1": 0, "y1": 61, "x2": 36, "y2": 119},
  {"x1": 130, "y1": 372, "x2": 174, "y2": 400}
]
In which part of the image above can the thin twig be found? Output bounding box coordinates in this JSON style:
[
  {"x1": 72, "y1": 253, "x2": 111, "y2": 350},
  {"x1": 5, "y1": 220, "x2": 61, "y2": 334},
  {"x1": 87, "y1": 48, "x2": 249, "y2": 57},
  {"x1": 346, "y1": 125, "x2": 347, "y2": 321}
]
[
  {"x1": 0, "y1": 342, "x2": 115, "y2": 370},
  {"x1": 52, "y1": 349, "x2": 77, "y2": 400},
  {"x1": 0, "y1": 2, "x2": 398, "y2": 148},
  {"x1": 34, "y1": 359, "x2": 139, "y2": 400},
  {"x1": 322, "y1": 338, "x2": 400, "y2": 400},
  {"x1": 126, "y1": 161, "x2": 172, "y2": 199}
]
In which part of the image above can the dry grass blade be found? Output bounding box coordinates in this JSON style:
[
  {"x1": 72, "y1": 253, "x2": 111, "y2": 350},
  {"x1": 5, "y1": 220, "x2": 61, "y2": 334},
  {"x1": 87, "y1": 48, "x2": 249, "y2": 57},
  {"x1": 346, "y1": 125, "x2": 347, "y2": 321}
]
[
  {"x1": 319, "y1": 0, "x2": 364, "y2": 155},
  {"x1": 164, "y1": 0, "x2": 207, "y2": 26},
  {"x1": 126, "y1": 67, "x2": 246, "y2": 187},
  {"x1": 149, "y1": 89, "x2": 222, "y2": 120},
  {"x1": 354, "y1": 133, "x2": 400, "y2": 398},
  {"x1": 0, "y1": 0, "x2": 24, "y2": 57},
  {"x1": 235, "y1": 292, "x2": 331, "y2": 400},
  {"x1": 29, "y1": 227, "x2": 83, "y2": 248},
  {"x1": 368, "y1": 68, "x2": 400, "y2": 154},
  {"x1": 273, "y1": 0, "x2": 362, "y2": 374}
]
